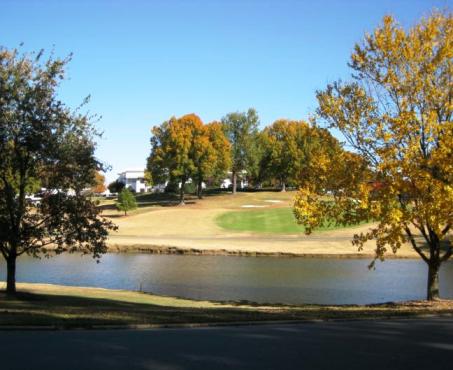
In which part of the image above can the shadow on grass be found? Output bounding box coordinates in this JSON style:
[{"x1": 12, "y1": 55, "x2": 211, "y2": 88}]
[
  {"x1": 0, "y1": 291, "x2": 285, "y2": 327},
  {"x1": 98, "y1": 188, "x2": 292, "y2": 217},
  {"x1": 1, "y1": 291, "x2": 452, "y2": 328}
]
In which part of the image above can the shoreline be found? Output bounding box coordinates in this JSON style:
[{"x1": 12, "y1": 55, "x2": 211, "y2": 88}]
[{"x1": 107, "y1": 243, "x2": 421, "y2": 259}]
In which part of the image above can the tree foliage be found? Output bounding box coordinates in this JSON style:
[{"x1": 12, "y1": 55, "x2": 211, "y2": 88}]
[
  {"x1": 91, "y1": 172, "x2": 106, "y2": 194},
  {"x1": 261, "y1": 119, "x2": 342, "y2": 191},
  {"x1": 108, "y1": 180, "x2": 125, "y2": 194},
  {"x1": 116, "y1": 188, "x2": 137, "y2": 215},
  {"x1": 0, "y1": 47, "x2": 117, "y2": 294},
  {"x1": 193, "y1": 121, "x2": 231, "y2": 198},
  {"x1": 222, "y1": 108, "x2": 260, "y2": 193},
  {"x1": 147, "y1": 114, "x2": 230, "y2": 203},
  {"x1": 293, "y1": 12, "x2": 453, "y2": 300},
  {"x1": 147, "y1": 114, "x2": 201, "y2": 204}
]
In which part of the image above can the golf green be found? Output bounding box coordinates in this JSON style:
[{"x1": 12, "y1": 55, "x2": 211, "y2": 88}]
[{"x1": 216, "y1": 207, "x2": 347, "y2": 234}]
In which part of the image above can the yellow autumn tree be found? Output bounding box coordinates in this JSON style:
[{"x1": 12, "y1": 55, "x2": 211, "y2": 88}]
[
  {"x1": 293, "y1": 12, "x2": 452, "y2": 300},
  {"x1": 147, "y1": 115, "x2": 230, "y2": 202},
  {"x1": 147, "y1": 114, "x2": 203, "y2": 205},
  {"x1": 193, "y1": 121, "x2": 231, "y2": 198}
]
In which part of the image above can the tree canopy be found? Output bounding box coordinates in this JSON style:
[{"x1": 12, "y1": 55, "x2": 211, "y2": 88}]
[
  {"x1": 0, "y1": 47, "x2": 117, "y2": 294},
  {"x1": 293, "y1": 12, "x2": 452, "y2": 300},
  {"x1": 147, "y1": 114, "x2": 231, "y2": 203},
  {"x1": 108, "y1": 180, "x2": 125, "y2": 194},
  {"x1": 260, "y1": 119, "x2": 342, "y2": 191},
  {"x1": 193, "y1": 121, "x2": 231, "y2": 198},
  {"x1": 222, "y1": 108, "x2": 260, "y2": 193}
]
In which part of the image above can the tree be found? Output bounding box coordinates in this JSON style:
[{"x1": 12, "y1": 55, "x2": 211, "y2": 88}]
[
  {"x1": 0, "y1": 47, "x2": 117, "y2": 295},
  {"x1": 222, "y1": 108, "x2": 260, "y2": 194},
  {"x1": 293, "y1": 12, "x2": 452, "y2": 300},
  {"x1": 259, "y1": 120, "x2": 343, "y2": 191},
  {"x1": 261, "y1": 120, "x2": 329, "y2": 191},
  {"x1": 147, "y1": 114, "x2": 203, "y2": 205},
  {"x1": 108, "y1": 180, "x2": 125, "y2": 194},
  {"x1": 116, "y1": 188, "x2": 137, "y2": 216},
  {"x1": 144, "y1": 170, "x2": 153, "y2": 188},
  {"x1": 193, "y1": 121, "x2": 231, "y2": 198},
  {"x1": 206, "y1": 121, "x2": 232, "y2": 189},
  {"x1": 91, "y1": 172, "x2": 107, "y2": 194}
]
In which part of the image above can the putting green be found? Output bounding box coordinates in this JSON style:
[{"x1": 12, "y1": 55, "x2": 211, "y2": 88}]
[{"x1": 216, "y1": 207, "x2": 350, "y2": 234}]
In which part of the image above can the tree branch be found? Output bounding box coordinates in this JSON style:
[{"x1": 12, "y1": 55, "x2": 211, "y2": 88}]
[{"x1": 404, "y1": 226, "x2": 429, "y2": 263}]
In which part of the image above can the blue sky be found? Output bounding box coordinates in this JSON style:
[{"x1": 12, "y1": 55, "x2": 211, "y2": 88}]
[{"x1": 1, "y1": 0, "x2": 451, "y2": 182}]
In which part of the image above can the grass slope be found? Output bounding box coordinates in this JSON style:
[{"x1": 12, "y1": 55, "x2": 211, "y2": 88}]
[{"x1": 1, "y1": 283, "x2": 452, "y2": 328}]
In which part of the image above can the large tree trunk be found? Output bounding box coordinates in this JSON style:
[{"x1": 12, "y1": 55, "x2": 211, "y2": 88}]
[
  {"x1": 232, "y1": 171, "x2": 237, "y2": 195},
  {"x1": 179, "y1": 179, "x2": 186, "y2": 205},
  {"x1": 281, "y1": 179, "x2": 286, "y2": 192},
  {"x1": 427, "y1": 262, "x2": 440, "y2": 301},
  {"x1": 6, "y1": 255, "x2": 17, "y2": 295}
]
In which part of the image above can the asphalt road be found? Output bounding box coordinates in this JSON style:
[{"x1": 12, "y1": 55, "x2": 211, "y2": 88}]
[{"x1": 1, "y1": 318, "x2": 452, "y2": 370}]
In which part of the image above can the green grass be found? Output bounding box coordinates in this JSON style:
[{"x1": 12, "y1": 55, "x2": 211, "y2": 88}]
[{"x1": 216, "y1": 207, "x2": 357, "y2": 234}]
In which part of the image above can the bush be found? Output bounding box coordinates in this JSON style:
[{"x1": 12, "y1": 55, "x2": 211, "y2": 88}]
[
  {"x1": 108, "y1": 180, "x2": 125, "y2": 193},
  {"x1": 116, "y1": 189, "x2": 137, "y2": 216},
  {"x1": 184, "y1": 182, "x2": 196, "y2": 194},
  {"x1": 164, "y1": 181, "x2": 179, "y2": 194}
]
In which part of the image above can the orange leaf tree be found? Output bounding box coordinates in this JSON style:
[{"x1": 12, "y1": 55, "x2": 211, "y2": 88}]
[
  {"x1": 148, "y1": 114, "x2": 230, "y2": 202},
  {"x1": 91, "y1": 171, "x2": 106, "y2": 194},
  {"x1": 193, "y1": 121, "x2": 231, "y2": 198}
]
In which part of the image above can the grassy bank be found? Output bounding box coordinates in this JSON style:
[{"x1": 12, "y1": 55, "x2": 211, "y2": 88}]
[{"x1": 1, "y1": 283, "x2": 452, "y2": 328}]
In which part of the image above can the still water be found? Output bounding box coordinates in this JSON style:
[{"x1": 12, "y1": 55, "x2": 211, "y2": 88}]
[{"x1": 2, "y1": 254, "x2": 452, "y2": 304}]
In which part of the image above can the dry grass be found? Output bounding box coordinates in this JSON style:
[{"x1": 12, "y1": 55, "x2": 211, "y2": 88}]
[{"x1": 105, "y1": 191, "x2": 418, "y2": 257}]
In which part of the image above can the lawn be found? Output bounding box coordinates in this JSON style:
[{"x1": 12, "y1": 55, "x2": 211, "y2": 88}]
[
  {"x1": 1, "y1": 283, "x2": 452, "y2": 328},
  {"x1": 216, "y1": 207, "x2": 348, "y2": 234}
]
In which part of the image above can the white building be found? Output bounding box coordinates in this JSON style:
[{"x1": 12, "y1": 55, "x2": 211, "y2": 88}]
[
  {"x1": 118, "y1": 170, "x2": 151, "y2": 193},
  {"x1": 220, "y1": 171, "x2": 248, "y2": 189}
]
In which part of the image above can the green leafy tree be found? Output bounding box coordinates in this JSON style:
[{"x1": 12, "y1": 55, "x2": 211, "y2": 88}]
[
  {"x1": 116, "y1": 188, "x2": 137, "y2": 215},
  {"x1": 259, "y1": 120, "x2": 343, "y2": 191},
  {"x1": 0, "y1": 47, "x2": 117, "y2": 295},
  {"x1": 261, "y1": 120, "x2": 307, "y2": 191},
  {"x1": 108, "y1": 180, "x2": 125, "y2": 194},
  {"x1": 222, "y1": 108, "x2": 260, "y2": 194}
]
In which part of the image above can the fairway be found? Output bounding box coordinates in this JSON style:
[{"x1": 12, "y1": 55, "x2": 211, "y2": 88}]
[
  {"x1": 216, "y1": 207, "x2": 344, "y2": 234},
  {"x1": 216, "y1": 207, "x2": 366, "y2": 234},
  {"x1": 217, "y1": 207, "x2": 301, "y2": 233}
]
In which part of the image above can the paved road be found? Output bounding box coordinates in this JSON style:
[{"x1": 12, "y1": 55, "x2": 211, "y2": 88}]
[{"x1": 1, "y1": 318, "x2": 452, "y2": 370}]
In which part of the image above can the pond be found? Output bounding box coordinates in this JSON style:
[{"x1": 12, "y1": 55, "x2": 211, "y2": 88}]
[{"x1": 1, "y1": 254, "x2": 452, "y2": 305}]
